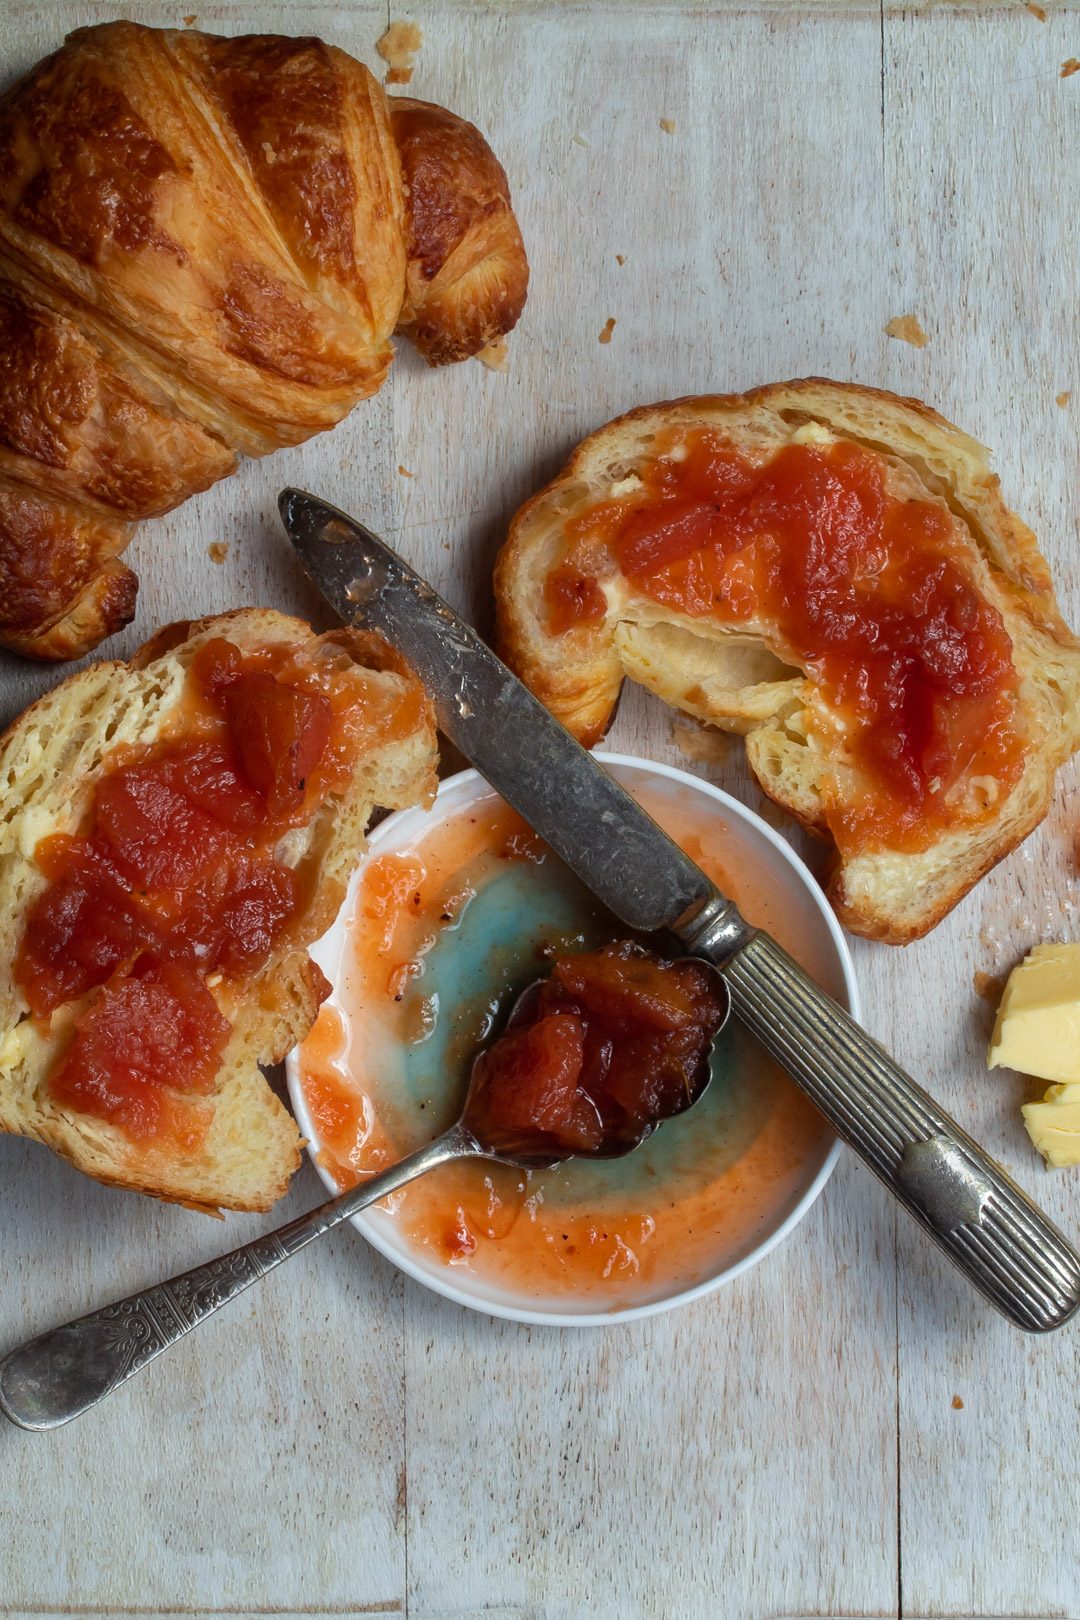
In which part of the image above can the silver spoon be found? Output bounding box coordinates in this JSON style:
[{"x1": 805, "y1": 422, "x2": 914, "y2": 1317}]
[{"x1": 0, "y1": 963, "x2": 729, "y2": 1431}]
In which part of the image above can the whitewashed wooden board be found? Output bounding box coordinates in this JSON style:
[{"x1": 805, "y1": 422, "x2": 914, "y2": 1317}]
[{"x1": 2, "y1": 1, "x2": 1080, "y2": 1616}]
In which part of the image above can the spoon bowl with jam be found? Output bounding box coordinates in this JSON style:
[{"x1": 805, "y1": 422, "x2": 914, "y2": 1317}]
[{"x1": 461, "y1": 940, "x2": 729, "y2": 1168}]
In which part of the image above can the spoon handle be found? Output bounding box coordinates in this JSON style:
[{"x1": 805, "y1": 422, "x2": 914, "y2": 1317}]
[
  {"x1": 0, "y1": 1124, "x2": 477, "y2": 1432},
  {"x1": 720, "y1": 932, "x2": 1080, "y2": 1332}
]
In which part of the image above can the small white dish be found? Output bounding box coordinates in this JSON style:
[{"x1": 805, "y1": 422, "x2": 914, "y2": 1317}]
[{"x1": 286, "y1": 754, "x2": 859, "y2": 1326}]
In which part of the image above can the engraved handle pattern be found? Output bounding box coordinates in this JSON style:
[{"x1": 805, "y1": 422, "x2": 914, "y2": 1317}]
[
  {"x1": 0, "y1": 1231, "x2": 293, "y2": 1431},
  {"x1": 0, "y1": 1127, "x2": 476, "y2": 1430},
  {"x1": 721, "y1": 932, "x2": 1080, "y2": 1332}
]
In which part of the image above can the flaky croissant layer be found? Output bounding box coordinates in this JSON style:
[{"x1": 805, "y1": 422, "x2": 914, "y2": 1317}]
[{"x1": 0, "y1": 21, "x2": 528, "y2": 660}]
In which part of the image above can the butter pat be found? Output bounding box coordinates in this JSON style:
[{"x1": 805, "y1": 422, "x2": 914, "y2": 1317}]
[
  {"x1": 988, "y1": 943, "x2": 1080, "y2": 1084},
  {"x1": 1022, "y1": 1083, "x2": 1080, "y2": 1168}
]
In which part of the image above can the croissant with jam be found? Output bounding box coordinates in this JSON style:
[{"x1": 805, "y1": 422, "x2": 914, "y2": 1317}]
[
  {"x1": 0, "y1": 22, "x2": 528, "y2": 660},
  {"x1": 0, "y1": 607, "x2": 438, "y2": 1210},
  {"x1": 495, "y1": 380, "x2": 1080, "y2": 942}
]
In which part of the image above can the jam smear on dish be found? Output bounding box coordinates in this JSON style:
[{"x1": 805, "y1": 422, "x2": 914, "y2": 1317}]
[
  {"x1": 553, "y1": 431, "x2": 1025, "y2": 854},
  {"x1": 466, "y1": 941, "x2": 726, "y2": 1156},
  {"x1": 13, "y1": 636, "x2": 380, "y2": 1149}
]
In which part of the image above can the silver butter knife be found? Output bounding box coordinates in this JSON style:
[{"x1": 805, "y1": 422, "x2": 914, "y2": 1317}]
[
  {"x1": 277, "y1": 489, "x2": 1080, "y2": 1334},
  {"x1": 2, "y1": 497, "x2": 1076, "y2": 1434}
]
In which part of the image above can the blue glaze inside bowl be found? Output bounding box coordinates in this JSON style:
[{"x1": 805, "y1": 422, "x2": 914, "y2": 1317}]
[{"x1": 382, "y1": 847, "x2": 765, "y2": 1217}]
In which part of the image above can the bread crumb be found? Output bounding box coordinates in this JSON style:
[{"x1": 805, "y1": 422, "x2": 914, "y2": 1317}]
[
  {"x1": 1061, "y1": 57, "x2": 1080, "y2": 76},
  {"x1": 377, "y1": 20, "x2": 422, "y2": 85},
  {"x1": 974, "y1": 970, "x2": 1005, "y2": 1005},
  {"x1": 572, "y1": 133, "x2": 591, "y2": 148},
  {"x1": 1025, "y1": 1, "x2": 1047, "y2": 16},
  {"x1": 672, "y1": 718, "x2": 732, "y2": 766},
  {"x1": 660, "y1": 117, "x2": 676, "y2": 134},
  {"x1": 207, "y1": 541, "x2": 228, "y2": 564},
  {"x1": 1057, "y1": 390, "x2": 1072, "y2": 407},
  {"x1": 477, "y1": 336, "x2": 509, "y2": 372},
  {"x1": 885, "y1": 313, "x2": 929, "y2": 348},
  {"x1": 398, "y1": 465, "x2": 414, "y2": 478},
  {"x1": 951, "y1": 1395, "x2": 964, "y2": 1410},
  {"x1": 616, "y1": 254, "x2": 626, "y2": 266},
  {"x1": 598, "y1": 317, "x2": 616, "y2": 345},
  {"x1": 183, "y1": 13, "x2": 197, "y2": 24}
]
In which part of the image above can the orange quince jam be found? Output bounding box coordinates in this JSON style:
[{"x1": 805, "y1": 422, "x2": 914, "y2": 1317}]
[
  {"x1": 467, "y1": 942, "x2": 726, "y2": 1157},
  {"x1": 15, "y1": 636, "x2": 375, "y2": 1150},
  {"x1": 552, "y1": 430, "x2": 1025, "y2": 853}
]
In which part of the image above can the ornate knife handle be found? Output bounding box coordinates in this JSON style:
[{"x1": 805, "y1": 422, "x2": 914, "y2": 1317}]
[
  {"x1": 0, "y1": 1128, "x2": 474, "y2": 1431},
  {"x1": 720, "y1": 932, "x2": 1080, "y2": 1332}
]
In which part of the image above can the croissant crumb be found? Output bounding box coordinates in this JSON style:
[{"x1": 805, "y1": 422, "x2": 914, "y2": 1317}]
[
  {"x1": 598, "y1": 317, "x2": 617, "y2": 345},
  {"x1": 206, "y1": 542, "x2": 229, "y2": 563},
  {"x1": 1061, "y1": 57, "x2": 1080, "y2": 76},
  {"x1": 885, "y1": 314, "x2": 929, "y2": 348},
  {"x1": 671, "y1": 718, "x2": 733, "y2": 767},
  {"x1": 659, "y1": 118, "x2": 676, "y2": 134},
  {"x1": 378, "y1": 20, "x2": 423, "y2": 85},
  {"x1": 1025, "y1": 1, "x2": 1047, "y2": 16},
  {"x1": 974, "y1": 970, "x2": 1006, "y2": 1005},
  {"x1": 1057, "y1": 390, "x2": 1072, "y2": 408},
  {"x1": 477, "y1": 337, "x2": 510, "y2": 372}
]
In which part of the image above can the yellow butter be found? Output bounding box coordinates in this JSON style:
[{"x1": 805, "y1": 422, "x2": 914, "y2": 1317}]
[
  {"x1": 790, "y1": 421, "x2": 834, "y2": 447},
  {"x1": 987, "y1": 943, "x2": 1080, "y2": 1085},
  {"x1": 1022, "y1": 1083, "x2": 1080, "y2": 1168}
]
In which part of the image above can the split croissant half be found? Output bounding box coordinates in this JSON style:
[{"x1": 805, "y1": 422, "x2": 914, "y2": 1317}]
[
  {"x1": 0, "y1": 22, "x2": 528, "y2": 660},
  {"x1": 495, "y1": 381, "x2": 1080, "y2": 943}
]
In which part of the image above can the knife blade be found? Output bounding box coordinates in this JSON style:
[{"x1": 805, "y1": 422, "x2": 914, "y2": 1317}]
[
  {"x1": 279, "y1": 487, "x2": 747, "y2": 954},
  {"x1": 280, "y1": 486, "x2": 1080, "y2": 1333}
]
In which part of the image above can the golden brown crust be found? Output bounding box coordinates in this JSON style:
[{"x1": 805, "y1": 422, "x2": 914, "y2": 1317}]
[
  {"x1": 0, "y1": 480, "x2": 137, "y2": 656},
  {"x1": 0, "y1": 23, "x2": 527, "y2": 660},
  {"x1": 392, "y1": 97, "x2": 529, "y2": 365},
  {"x1": 495, "y1": 379, "x2": 1080, "y2": 943}
]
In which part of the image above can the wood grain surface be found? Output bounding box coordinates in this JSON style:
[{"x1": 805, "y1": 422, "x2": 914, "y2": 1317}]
[{"x1": 1, "y1": 2, "x2": 1078, "y2": 1618}]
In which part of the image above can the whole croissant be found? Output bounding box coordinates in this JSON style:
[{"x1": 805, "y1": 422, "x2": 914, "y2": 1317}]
[{"x1": 0, "y1": 22, "x2": 528, "y2": 659}]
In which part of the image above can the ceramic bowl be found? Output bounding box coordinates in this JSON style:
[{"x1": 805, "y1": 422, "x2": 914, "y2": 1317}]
[{"x1": 286, "y1": 754, "x2": 858, "y2": 1326}]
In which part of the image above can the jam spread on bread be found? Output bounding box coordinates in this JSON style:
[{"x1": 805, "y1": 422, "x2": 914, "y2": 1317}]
[
  {"x1": 466, "y1": 942, "x2": 726, "y2": 1155},
  {"x1": 544, "y1": 567, "x2": 608, "y2": 635},
  {"x1": 14, "y1": 637, "x2": 382, "y2": 1148},
  {"x1": 551, "y1": 431, "x2": 1025, "y2": 854}
]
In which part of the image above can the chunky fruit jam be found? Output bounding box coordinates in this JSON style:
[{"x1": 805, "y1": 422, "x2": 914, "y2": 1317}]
[
  {"x1": 15, "y1": 636, "x2": 391, "y2": 1150},
  {"x1": 544, "y1": 566, "x2": 608, "y2": 636},
  {"x1": 551, "y1": 429, "x2": 1025, "y2": 853},
  {"x1": 467, "y1": 942, "x2": 726, "y2": 1156}
]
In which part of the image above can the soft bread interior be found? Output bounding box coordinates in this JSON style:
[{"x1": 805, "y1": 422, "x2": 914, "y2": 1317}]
[
  {"x1": 0, "y1": 607, "x2": 438, "y2": 1210},
  {"x1": 495, "y1": 380, "x2": 1080, "y2": 943}
]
